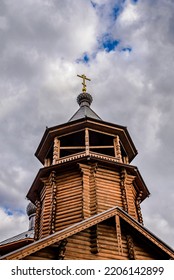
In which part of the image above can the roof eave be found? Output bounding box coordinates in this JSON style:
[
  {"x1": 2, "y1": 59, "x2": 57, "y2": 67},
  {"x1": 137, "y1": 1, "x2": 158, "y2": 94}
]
[{"x1": 35, "y1": 117, "x2": 137, "y2": 165}]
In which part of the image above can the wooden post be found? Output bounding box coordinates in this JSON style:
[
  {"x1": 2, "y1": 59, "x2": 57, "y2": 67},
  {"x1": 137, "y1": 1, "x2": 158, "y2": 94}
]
[
  {"x1": 44, "y1": 158, "x2": 51, "y2": 167},
  {"x1": 120, "y1": 168, "x2": 128, "y2": 212},
  {"x1": 113, "y1": 136, "x2": 122, "y2": 163},
  {"x1": 85, "y1": 128, "x2": 90, "y2": 156},
  {"x1": 53, "y1": 137, "x2": 60, "y2": 165},
  {"x1": 126, "y1": 234, "x2": 136, "y2": 259},
  {"x1": 49, "y1": 171, "x2": 57, "y2": 234},
  {"x1": 136, "y1": 191, "x2": 144, "y2": 225},
  {"x1": 115, "y1": 214, "x2": 123, "y2": 255},
  {"x1": 34, "y1": 200, "x2": 41, "y2": 241}
]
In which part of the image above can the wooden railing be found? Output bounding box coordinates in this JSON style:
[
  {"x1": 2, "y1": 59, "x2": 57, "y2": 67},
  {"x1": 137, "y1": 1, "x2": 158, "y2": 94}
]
[{"x1": 54, "y1": 150, "x2": 120, "y2": 166}]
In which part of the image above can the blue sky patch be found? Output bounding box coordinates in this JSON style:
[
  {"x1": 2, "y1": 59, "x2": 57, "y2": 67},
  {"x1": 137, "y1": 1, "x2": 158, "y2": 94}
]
[
  {"x1": 90, "y1": 1, "x2": 97, "y2": 8},
  {"x1": 76, "y1": 53, "x2": 90, "y2": 64},
  {"x1": 4, "y1": 208, "x2": 13, "y2": 216},
  {"x1": 111, "y1": 5, "x2": 120, "y2": 21},
  {"x1": 4, "y1": 207, "x2": 25, "y2": 216},
  {"x1": 100, "y1": 34, "x2": 120, "y2": 52},
  {"x1": 122, "y1": 47, "x2": 132, "y2": 52}
]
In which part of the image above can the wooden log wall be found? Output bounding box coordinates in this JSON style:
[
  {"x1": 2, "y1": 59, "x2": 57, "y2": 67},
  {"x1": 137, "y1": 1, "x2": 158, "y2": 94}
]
[
  {"x1": 79, "y1": 163, "x2": 99, "y2": 253},
  {"x1": 121, "y1": 225, "x2": 165, "y2": 260},
  {"x1": 37, "y1": 167, "x2": 83, "y2": 238},
  {"x1": 55, "y1": 168, "x2": 83, "y2": 232},
  {"x1": 78, "y1": 163, "x2": 141, "y2": 222},
  {"x1": 64, "y1": 222, "x2": 129, "y2": 260},
  {"x1": 34, "y1": 161, "x2": 145, "y2": 259},
  {"x1": 25, "y1": 219, "x2": 164, "y2": 260},
  {"x1": 133, "y1": 239, "x2": 161, "y2": 260}
]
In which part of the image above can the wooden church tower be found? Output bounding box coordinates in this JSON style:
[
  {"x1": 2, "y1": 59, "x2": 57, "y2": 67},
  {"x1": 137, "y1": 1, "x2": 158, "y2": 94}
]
[{"x1": 0, "y1": 74, "x2": 174, "y2": 260}]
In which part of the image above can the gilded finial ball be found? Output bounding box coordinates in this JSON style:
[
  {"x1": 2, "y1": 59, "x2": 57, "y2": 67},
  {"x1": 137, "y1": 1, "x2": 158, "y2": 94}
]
[{"x1": 26, "y1": 202, "x2": 36, "y2": 216}]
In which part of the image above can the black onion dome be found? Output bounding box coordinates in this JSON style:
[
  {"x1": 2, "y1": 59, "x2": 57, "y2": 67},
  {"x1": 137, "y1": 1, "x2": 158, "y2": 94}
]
[
  {"x1": 69, "y1": 92, "x2": 101, "y2": 122},
  {"x1": 26, "y1": 202, "x2": 36, "y2": 216},
  {"x1": 77, "y1": 92, "x2": 93, "y2": 107}
]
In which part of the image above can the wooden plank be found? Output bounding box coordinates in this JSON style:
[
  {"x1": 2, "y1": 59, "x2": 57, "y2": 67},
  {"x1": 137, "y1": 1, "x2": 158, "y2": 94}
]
[{"x1": 60, "y1": 146, "x2": 85, "y2": 149}]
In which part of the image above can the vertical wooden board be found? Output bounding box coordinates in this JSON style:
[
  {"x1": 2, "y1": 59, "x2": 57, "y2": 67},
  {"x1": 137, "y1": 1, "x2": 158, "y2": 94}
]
[
  {"x1": 125, "y1": 183, "x2": 138, "y2": 220},
  {"x1": 39, "y1": 183, "x2": 53, "y2": 238},
  {"x1": 79, "y1": 163, "x2": 98, "y2": 219},
  {"x1": 95, "y1": 167, "x2": 122, "y2": 213}
]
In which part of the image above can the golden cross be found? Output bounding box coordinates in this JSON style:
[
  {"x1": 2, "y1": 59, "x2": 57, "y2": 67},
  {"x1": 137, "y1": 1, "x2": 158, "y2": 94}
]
[{"x1": 77, "y1": 74, "x2": 91, "y2": 93}]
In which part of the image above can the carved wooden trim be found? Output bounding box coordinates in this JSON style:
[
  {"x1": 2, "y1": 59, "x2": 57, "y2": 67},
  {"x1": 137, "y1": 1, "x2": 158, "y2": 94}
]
[
  {"x1": 57, "y1": 239, "x2": 67, "y2": 259},
  {"x1": 115, "y1": 214, "x2": 123, "y2": 255},
  {"x1": 34, "y1": 200, "x2": 41, "y2": 241},
  {"x1": 126, "y1": 234, "x2": 136, "y2": 259},
  {"x1": 49, "y1": 171, "x2": 57, "y2": 234},
  {"x1": 89, "y1": 151, "x2": 119, "y2": 162},
  {"x1": 120, "y1": 168, "x2": 128, "y2": 212},
  {"x1": 114, "y1": 136, "x2": 122, "y2": 163},
  {"x1": 53, "y1": 137, "x2": 60, "y2": 165},
  {"x1": 55, "y1": 151, "x2": 120, "y2": 166},
  {"x1": 90, "y1": 163, "x2": 98, "y2": 216},
  {"x1": 57, "y1": 151, "x2": 86, "y2": 164},
  {"x1": 136, "y1": 191, "x2": 144, "y2": 225},
  {"x1": 85, "y1": 128, "x2": 90, "y2": 156}
]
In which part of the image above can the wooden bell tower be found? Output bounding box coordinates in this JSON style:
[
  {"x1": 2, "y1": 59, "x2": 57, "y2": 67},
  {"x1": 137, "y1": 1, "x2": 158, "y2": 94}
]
[
  {"x1": 2, "y1": 74, "x2": 174, "y2": 260},
  {"x1": 26, "y1": 74, "x2": 153, "y2": 259}
]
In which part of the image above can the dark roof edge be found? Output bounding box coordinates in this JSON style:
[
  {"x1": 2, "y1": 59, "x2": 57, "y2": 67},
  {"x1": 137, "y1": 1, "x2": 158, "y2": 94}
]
[
  {"x1": 35, "y1": 116, "x2": 136, "y2": 159},
  {"x1": 118, "y1": 207, "x2": 174, "y2": 255}
]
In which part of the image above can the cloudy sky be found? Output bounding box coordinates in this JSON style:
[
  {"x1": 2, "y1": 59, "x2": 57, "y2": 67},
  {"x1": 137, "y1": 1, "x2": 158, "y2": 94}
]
[{"x1": 0, "y1": 0, "x2": 174, "y2": 248}]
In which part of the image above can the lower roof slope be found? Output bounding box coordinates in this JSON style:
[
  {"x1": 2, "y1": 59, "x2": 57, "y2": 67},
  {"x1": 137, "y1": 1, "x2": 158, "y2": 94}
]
[{"x1": 1, "y1": 207, "x2": 173, "y2": 260}]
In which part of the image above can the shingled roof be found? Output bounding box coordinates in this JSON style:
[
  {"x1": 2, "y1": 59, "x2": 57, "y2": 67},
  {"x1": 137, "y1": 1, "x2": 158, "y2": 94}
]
[{"x1": 69, "y1": 92, "x2": 101, "y2": 122}]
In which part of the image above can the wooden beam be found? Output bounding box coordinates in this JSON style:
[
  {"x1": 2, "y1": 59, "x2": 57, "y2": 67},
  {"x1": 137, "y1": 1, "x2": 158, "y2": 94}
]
[
  {"x1": 126, "y1": 234, "x2": 136, "y2": 259},
  {"x1": 113, "y1": 136, "x2": 122, "y2": 163},
  {"x1": 53, "y1": 137, "x2": 60, "y2": 165},
  {"x1": 60, "y1": 146, "x2": 85, "y2": 149},
  {"x1": 60, "y1": 146, "x2": 114, "y2": 149},
  {"x1": 115, "y1": 214, "x2": 123, "y2": 255},
  {"x1": 88, "y1": 127, "x2": 117, "y2": 137},
  {"x1": 85, "y1": 128, "x2": 89, "y2": 156}
]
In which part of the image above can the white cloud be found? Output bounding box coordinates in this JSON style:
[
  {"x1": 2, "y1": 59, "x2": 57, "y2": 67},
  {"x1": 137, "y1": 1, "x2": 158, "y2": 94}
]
[
  {"x1": 119, "y1": 0, "x2": 140, "y2": 26},
  {"x1": 0, "y1": 208, "x2": 28, "y2": 242},
  {"x1": 143, "y1": 211, "x2": 174, "y2": 248},
  {"x1": 0, "y1": 0, "x2": 174, "y2": 250}
]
